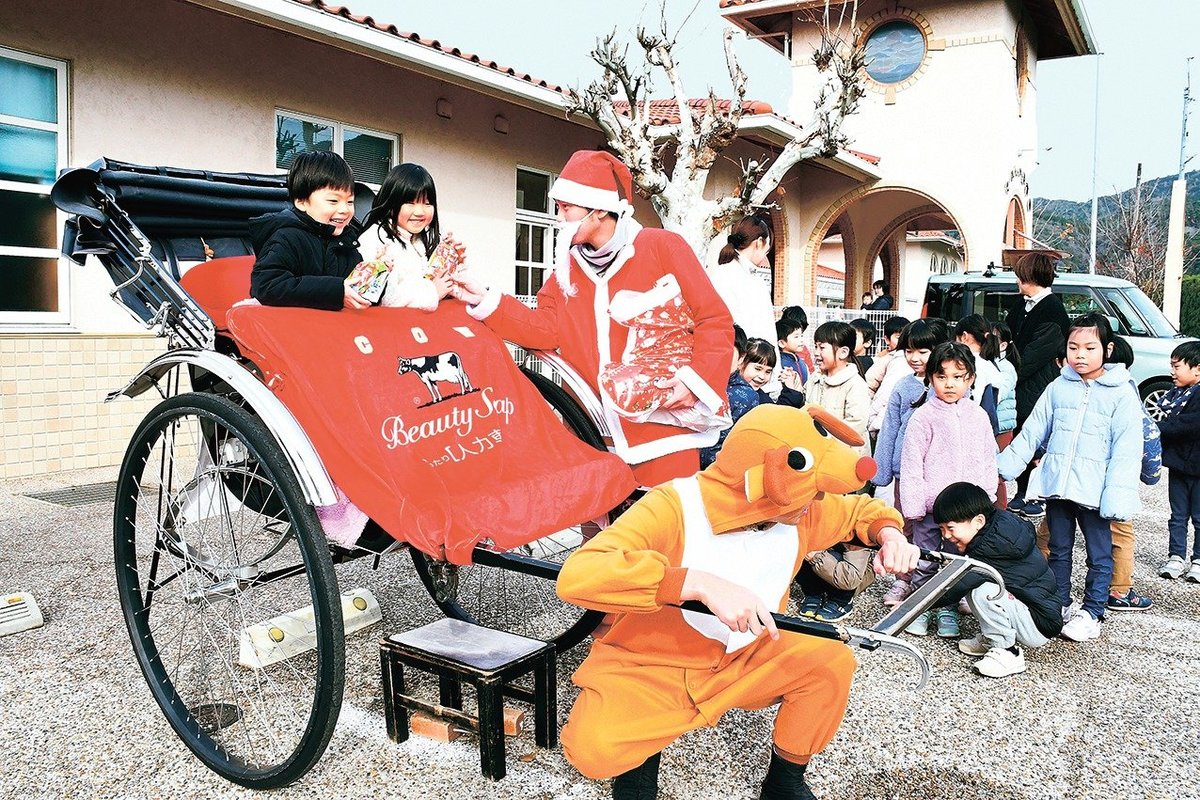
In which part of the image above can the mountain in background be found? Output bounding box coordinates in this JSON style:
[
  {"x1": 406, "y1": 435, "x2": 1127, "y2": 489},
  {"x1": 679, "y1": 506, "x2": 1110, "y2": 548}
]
[{"x1": 1033, "y1": 169, "x2": 1200, "y2": 275}]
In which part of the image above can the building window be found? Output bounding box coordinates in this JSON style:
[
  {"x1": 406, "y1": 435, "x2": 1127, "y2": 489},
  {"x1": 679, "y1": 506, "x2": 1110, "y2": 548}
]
[
  {"x1": 864, "y1": 20, "x2": 926, "y2": 84},
  {"x1": 275, "y1": 110, "x2": 398, "y2": 187},
  {"x1": 0, "y1": 47, "x2": 68, "y2": 322},
  {"x1": 515, "y1": 167, "x2": 555, "y2": 296}
]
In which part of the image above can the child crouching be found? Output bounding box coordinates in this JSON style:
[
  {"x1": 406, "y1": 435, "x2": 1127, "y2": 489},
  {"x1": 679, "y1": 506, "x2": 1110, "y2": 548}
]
[{"x1": 933, "y1": 482, "x2": 1062, "y2": 678}]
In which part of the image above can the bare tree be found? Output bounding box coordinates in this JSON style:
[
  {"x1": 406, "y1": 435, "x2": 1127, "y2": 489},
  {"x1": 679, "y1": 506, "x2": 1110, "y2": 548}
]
[
  {"x1": 1097, "y1": 164, "x2": 1171, "y2": 303},
  {"x1": 567, "y1": 1, "x2": 865, "y2": 256}
]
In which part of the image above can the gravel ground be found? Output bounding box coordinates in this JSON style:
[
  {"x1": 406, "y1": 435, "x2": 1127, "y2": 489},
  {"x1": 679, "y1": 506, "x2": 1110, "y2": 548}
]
[{"x1": 1, "y1": 466, "x2": 1198, "y2": 800}]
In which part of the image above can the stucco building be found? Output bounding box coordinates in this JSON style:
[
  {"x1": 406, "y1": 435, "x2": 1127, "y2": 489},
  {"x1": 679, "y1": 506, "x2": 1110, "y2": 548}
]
[{"x1": 0, "y1": 0, "x2": 1094, "y2": 478}]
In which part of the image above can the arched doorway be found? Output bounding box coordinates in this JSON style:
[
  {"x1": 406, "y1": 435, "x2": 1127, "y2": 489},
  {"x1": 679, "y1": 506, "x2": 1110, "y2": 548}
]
[{"x1": 807, "y1": 186, "x2": 964, "y2": 316}]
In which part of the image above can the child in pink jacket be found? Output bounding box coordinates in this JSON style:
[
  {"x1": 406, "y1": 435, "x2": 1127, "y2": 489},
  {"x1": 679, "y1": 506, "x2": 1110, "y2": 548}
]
[{"x1": 899, "y1": 342, "x2": 999, "y2": 637}]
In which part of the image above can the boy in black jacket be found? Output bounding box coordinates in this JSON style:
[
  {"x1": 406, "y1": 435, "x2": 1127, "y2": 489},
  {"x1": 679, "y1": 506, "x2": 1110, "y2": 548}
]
[
  {"x1": 1157, "y1": 340, "x2": 1200, "y2": 582},
  {"x1": 249, "y1": 151, "x2": 366, "y2": 310},
  {"x1": 933, "y1": 482, "x2": 1062, "y2": 678}
]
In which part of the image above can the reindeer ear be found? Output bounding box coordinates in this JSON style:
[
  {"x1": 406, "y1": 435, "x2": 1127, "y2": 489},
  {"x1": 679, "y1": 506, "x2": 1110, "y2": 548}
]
[{"x1": 806, "y1": 405, "x2": 864, "y2": 448}]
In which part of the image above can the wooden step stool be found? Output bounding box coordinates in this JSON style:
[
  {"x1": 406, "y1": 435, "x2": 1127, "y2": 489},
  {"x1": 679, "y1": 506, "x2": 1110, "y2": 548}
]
[{"x1": 379, "y1": 618, "x2": 557, "y2": 780}]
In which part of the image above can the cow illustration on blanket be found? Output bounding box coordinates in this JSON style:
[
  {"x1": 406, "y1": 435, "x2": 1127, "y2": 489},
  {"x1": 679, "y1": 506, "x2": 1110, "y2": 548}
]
[{"x1": 398, "y1": 352, "x2": 476, "y2": 404}]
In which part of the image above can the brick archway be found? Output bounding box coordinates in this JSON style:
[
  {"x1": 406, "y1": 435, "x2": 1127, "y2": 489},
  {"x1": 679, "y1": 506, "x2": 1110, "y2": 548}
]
[{"x1": 806, "y1": 185, "x2": 965, "y2": 306}]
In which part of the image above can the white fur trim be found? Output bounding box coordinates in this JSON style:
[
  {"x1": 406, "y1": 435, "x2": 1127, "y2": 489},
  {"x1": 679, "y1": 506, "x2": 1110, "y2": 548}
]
[
  {"x1": 674, "y1": 365, "x2": 725, "y2": 416},
  {"x1": 466, "y1": 286, "x2": 503, "y2": 320},
  {"x1": 607, "y1": 273, "x2": 682, "y2": 324},
  {"x1": 549, "y1": 177, "x2": 631, "y2": 214}
]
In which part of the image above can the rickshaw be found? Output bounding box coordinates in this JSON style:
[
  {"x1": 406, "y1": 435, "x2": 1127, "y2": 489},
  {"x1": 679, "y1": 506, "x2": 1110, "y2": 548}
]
[{"x1": 50, "y1": 159, "x2": 998, "y2": 790}]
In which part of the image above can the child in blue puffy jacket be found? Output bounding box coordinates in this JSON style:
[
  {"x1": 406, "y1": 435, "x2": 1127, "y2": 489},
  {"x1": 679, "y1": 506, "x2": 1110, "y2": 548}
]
[{"x1": 997, "y1": 314, "x2": 1143, "y2": 643}]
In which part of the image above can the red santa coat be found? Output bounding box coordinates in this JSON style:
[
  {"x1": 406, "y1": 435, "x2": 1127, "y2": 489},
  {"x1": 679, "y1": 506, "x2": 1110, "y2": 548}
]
[{"x1": 470, "y1": 227, "x2": 734, "y2": 467}]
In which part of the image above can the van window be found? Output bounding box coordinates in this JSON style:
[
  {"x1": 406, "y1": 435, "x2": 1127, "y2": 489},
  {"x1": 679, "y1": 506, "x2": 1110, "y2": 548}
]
[
  {"x1": 971, "y1": 286, "x2": 1021, "y2": 322},
  {"x1": 1098, "y1": 287, "x2": 1151, "y2": 336},
  {"x1": 927, "y1": 283, "x2": 965, "y2": 320},
  {"x1": 1057, "y1": 290, "x2": 1103, "y2": 318}
]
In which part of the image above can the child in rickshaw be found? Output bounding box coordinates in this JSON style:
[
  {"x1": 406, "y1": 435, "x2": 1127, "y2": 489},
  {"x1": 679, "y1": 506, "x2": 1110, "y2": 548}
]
[
  {"x1": 357, "y1": 163, "x2": 466, "y2": 310},
  {"x1": 249, "y1": 151, "x2": 367, "y2": 310}
]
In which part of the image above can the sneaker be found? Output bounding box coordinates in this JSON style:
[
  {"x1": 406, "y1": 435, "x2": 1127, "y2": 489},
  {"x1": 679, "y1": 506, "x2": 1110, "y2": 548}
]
[
  {"x1": 1006, "y1": 497, "x2": 1029, "y2": 514},
  {"x1": 1159, "y1": 555, "x2": 1188, "y2": 579},
  {"x1": 1187, "y1": 560, "x2": 1200, "y2": 584},
  {"x1": 957, "y1": 597, "x2": 972, "y2": 616},
  {"x1": 813, "y1": 598, "x2": 853, "y2": 622},
  {"x1": 1022, "y1": 500, "x2": 1045, "y2": 516},
  {"x1": 958, "y1": 634, "x2": 991, "y2": 656},
  {"x1": 883, "y1": 579, "x2": 912, "y2": 607},
  {"x1": 1060, "y1": 609, "x2": 1102, "y2": 642},
  {"x1": 798, "y1": 594, "x2": 824, "y2": 617},
  {"x1": 935, "y1": 608, "x2": 961, "y2": 638},
  {"x1": 974, "y1": 646, "x2": 1027, "y2": 678},
  {"x1": 905, "y1": 611, "x2": 930, "y2": 636},
  {"x1": 1106, "y1": 588, "x2": 1153, "y2": 612},
  {"x1": 1061, "y1": 601, "x2": 1081, "y2": 624}
]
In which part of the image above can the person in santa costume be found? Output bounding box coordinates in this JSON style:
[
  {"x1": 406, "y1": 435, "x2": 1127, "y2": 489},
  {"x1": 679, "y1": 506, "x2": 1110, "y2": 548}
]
[
  {"x1": 452, "y1": 150, "x2": 734, "y2": 486},
  {"x1": 555, "y1": 404, "x2": 920, "y2": 799}
]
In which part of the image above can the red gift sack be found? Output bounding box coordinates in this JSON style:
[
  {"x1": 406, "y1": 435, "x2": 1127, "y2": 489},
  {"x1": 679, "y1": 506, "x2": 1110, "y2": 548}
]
[{"x1": 226, "y1": 302, "x2": 636, "y2": 564}]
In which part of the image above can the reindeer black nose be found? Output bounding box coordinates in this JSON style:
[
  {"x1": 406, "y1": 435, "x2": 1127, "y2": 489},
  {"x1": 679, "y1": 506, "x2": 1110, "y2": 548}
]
[{"x1": 787, "y1": 450, "x2": 808, "y2": 471}]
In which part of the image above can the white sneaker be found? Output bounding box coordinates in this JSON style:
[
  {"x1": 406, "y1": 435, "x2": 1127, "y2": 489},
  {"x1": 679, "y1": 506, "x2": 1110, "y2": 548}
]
[
  {"x1": 1159, "y1": 555, "x2": 1188, "y2": 580},
  {"x1": 1060, "y1": 610, "x2": 1102, "y2": 642},
  {"x1": 883, "y1": 579, "x2": 912, "y2": 607},
  {"x1": 1061, "y1": 601, "x2": 1082, "y2": 624},
  {"x1": 1187, "y1": 560, "x2": 1200, "y2": 584},
  {"x1": 958, "y1": 634, "x2": 991, "y2": 656},
  {"x1": 974, "y1": 647, "x2": 1026, "y2": 678}
]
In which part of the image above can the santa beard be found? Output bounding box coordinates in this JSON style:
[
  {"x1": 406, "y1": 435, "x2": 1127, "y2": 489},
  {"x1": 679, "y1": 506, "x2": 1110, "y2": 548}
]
[{"x1": 552, "y1": 217, "x2": 583, "y2": 297}]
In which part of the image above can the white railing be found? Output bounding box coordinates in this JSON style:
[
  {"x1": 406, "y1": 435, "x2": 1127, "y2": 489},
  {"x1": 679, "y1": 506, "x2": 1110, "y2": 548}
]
[{"x1": 515, "y1": 296, "x2": 902, "y2": 355}]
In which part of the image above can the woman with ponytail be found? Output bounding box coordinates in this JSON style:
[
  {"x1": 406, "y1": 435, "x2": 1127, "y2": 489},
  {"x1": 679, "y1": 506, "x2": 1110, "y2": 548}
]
[{"x1": 708, "y1": 215, "x2": 781, "y2": 362}]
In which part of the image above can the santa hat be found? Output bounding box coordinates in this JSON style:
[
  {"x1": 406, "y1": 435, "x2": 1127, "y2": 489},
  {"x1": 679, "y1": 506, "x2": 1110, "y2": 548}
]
[{"x1": 548, "y1": 150, "x2": 634, "y2": 216}]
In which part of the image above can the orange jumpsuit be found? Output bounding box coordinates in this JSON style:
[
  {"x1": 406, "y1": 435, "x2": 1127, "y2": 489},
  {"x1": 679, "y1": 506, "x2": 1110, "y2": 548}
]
[{"x1": 557, "y1": 448, "x2": 903, "y2": 779}]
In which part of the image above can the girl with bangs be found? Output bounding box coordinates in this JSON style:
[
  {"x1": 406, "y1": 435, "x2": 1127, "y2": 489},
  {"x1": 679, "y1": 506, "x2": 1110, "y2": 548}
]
[{"x1": 359, "y1": 163, "x2": 463, "y2": 310}]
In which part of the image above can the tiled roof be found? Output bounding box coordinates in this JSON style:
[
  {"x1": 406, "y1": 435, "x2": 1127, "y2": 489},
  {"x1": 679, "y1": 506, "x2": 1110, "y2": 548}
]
[
  {"x1": 287, "y1": 0, "x2": 571, "y2": 96},
  {"x1": 612, "y1": 98, "x2": 775, "y2": 125},
  {"x1": 719, "y1": 0, "x2": 769, "y2": 6},
  {"x1": 816, "y1": 264, "x2": 845, "y2": 279},
  {"x1": 847, "y1": 149, "x2": 880, "y2": 165},
  {"x1": 283, "y1": 2, "x2": 881, "y2": 168}
]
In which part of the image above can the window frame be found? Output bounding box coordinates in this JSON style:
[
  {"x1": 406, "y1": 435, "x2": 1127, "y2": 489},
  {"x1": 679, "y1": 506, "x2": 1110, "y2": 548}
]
[
  {"x1": 274, "y1": 108, "x2": 399, "y2": 190},
  {"x1": 0, "y1": 45, "x2": 70, "y2": 326},
  {"x1": 515, "y1": 166, "x2": 556, "y2": 297}
]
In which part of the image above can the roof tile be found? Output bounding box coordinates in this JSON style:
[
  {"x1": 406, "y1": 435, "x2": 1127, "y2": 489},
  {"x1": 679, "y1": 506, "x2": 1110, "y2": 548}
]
[{"x1": 287, "y1": 0, "x2": 571, "y2": 95}]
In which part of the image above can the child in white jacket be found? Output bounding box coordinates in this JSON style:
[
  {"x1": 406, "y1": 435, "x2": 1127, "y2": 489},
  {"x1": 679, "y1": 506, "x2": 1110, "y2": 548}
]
[
  {"x1": 805, "y1": 321, "x2": 870, "y2": 455},
  {"x1": 358, "y1": 163, "x2": 462, "y2": 310}
]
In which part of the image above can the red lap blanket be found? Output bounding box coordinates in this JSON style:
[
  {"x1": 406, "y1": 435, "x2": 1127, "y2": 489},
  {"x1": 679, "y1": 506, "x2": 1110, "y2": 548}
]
[{"x1": 226, "y1": 302, "x2": 636, "y2": 564}]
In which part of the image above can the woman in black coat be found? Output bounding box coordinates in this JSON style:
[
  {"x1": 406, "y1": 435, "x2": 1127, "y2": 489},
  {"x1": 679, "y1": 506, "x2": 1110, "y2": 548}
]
[{"x1": 1004, "y1": 254, "x2": 1071, "y2": 508}]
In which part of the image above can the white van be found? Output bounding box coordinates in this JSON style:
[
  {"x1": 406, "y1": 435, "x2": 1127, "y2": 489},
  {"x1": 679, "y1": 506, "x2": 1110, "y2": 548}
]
[{"x1": 924, "y1": 269, "x2": 1197, "y2": 418}]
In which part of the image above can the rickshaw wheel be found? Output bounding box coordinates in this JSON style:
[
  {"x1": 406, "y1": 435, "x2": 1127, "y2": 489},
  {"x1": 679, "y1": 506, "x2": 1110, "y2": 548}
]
[
  {"x1": 114, "y1": 393, "x2": 344, "y2": 789},
  {"x1": 410, "y1": 368, "x2": 608, "y2": 651}
]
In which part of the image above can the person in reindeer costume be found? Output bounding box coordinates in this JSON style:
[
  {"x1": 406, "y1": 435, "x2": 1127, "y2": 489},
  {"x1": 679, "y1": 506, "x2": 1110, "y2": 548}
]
[
  {"x1": 453, "y1": 150, "x2": 734, "y2": 486},
  {"x1": 556, "y1": 404, "x2": 920, "y2": 799}
]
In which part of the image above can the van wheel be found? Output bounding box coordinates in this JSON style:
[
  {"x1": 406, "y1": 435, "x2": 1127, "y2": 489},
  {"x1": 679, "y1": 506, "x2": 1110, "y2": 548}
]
[{"x1": 1141, "y1": 379, "x2": 1173, "y2": 421}]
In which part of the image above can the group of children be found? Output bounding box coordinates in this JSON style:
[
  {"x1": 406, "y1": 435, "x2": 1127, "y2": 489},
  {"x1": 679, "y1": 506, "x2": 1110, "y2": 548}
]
[
  {"x1": 705, "y1": 262, "x2": 1200, "y2": 679},
  {"x1": 253, "y1": 151, "x2": 1200, "y2": 685}
]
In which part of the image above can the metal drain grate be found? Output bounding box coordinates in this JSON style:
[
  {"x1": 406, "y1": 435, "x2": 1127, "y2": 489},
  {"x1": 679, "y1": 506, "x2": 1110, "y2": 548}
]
[{"x1": 24, "y1": 481, "x2": 120, "y2": 507}]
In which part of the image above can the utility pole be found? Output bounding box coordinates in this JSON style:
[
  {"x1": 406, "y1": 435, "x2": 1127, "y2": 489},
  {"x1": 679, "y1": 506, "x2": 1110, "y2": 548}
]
[
  {"x1": 1164, "y1": 57, "x2": 1192, "y2": 326},
  {"x1": 1089, "y1": 53, "x2": 1101, "y2": 274}
]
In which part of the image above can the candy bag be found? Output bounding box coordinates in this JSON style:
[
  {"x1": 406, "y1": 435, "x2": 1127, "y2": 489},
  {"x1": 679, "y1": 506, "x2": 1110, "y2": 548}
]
[{"x1": 346, "y1": 260, "x2": 390, "y2": 304}]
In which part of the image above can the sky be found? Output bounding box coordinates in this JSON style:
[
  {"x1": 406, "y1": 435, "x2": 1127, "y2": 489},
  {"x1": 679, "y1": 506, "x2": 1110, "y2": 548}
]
[{"x1": 346, "y1": 0, "x2": 1198, "y2": 202}]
